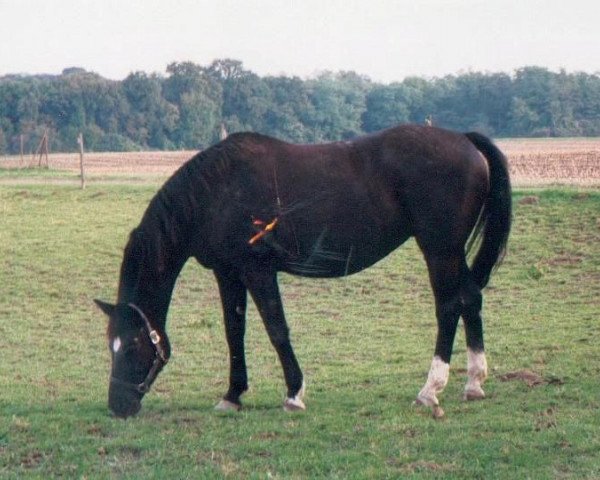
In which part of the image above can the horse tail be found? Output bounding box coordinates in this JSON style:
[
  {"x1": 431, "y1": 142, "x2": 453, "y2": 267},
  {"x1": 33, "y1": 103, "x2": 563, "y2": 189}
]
[{"x1": 464, "y1": 132, "x2": 512, "y2": 289}]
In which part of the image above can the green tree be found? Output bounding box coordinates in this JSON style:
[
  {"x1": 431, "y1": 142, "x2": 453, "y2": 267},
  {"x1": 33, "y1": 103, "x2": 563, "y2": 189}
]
[
  {"x1": 164, "y1": 62, "x2": 223, "y2": 148},
  {"x1": 400, "y1": 76, "x2": 437, "y2": 125},
  {"x1": 0, "y1": 125, "x2": 7, "y2": 154},
  {"x1": 305, "y1": 71, "x2": 369, "y2": 141},
  {"x1": 208, "y1": 59, "x2": 272, "y2": 134},
  {"x1": 571, "y1": 72, "x2": 600, "y2": 135},
  {"x1": 261, "y1": 76, "x2": 312, "y2": 141},
  {"x1": 509, "y1": 97, "x2": 540, "y2": 136},
  {"x1": 511, "y1": 67, "x2": 558, "y2": 136},
  {"x1": 362, "y1": 84, "x2": 411, "y2": 132},
  {"x1": 122, "y1": 72, "x2": 178, "y2": 149},
  {"x1": 2, "y1": 63, "x2": 600, "y2": 154}
]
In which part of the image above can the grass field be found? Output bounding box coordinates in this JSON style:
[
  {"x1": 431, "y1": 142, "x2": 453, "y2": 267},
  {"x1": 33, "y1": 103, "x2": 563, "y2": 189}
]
[{"x1": 1, "y1": 168, "x2": 599, "y2": 477}]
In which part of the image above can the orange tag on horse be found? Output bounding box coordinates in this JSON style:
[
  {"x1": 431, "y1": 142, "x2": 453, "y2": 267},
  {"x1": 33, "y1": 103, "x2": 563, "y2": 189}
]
[{"x1": 248, "y1": 218, "x2": 278, "y2": 245}]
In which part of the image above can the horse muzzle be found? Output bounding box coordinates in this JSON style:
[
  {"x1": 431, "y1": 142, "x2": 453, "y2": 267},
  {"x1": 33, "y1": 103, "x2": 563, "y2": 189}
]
[{"x1": 109, "y1": 382, "x2": 143, "y2": 418}]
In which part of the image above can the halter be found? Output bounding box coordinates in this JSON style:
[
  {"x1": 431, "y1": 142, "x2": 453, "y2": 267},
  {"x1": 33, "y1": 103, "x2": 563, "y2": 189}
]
[{"x1": 110, "y1": 303, "x2": 169, "y2": 394}]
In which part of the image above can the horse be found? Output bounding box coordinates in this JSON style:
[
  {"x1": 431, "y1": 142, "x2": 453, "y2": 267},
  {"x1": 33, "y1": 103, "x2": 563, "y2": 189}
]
[{"x1": 95, "y1": 124, "x2": 511, "y2": 419}]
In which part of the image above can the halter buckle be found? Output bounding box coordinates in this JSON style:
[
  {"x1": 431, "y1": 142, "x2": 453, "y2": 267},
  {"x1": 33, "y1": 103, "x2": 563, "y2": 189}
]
[{"x1": 149, "y1": 330, "x2": 160, "y2": 345}]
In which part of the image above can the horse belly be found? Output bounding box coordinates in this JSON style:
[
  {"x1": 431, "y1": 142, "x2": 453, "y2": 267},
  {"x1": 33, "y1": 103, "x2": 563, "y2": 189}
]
[{"x1": 279, "y1": 217, "x2": 410, "y2": 278}]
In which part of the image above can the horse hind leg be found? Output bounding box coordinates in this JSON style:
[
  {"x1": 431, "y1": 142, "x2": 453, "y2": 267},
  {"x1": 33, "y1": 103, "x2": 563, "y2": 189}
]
[
  {"x1": 416, "y1": 251, "x2": 463, "y2": 418},
  {"x1": 461, "y1": 268, "x2": 488, "y2": 401}
]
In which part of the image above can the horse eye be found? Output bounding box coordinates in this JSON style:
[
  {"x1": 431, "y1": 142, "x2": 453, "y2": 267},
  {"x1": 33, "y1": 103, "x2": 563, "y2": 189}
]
[{"x1": 123, "y1": 338, "x2": 141, "y2": 354}]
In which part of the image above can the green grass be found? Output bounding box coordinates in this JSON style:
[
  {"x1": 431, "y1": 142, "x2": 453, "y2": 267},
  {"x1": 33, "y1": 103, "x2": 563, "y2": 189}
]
[
  {"x1": 1, "y1": 183, "x2": 599, "y2": 479},
  {"x1": 0, "y1": 166, "x2": 168, "y2": 185},
  {"x1": 0, "y1": 166, "x2": 73, "y2": 180}
]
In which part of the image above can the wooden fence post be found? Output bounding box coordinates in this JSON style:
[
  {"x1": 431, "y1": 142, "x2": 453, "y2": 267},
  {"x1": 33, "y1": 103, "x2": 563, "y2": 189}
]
[
  {"x1": 35, "y1": 132, "x2": 44, "y2": 167},
  {"x1": 77, "y1": 132, "x2": 85, "y2": 189},
  {"x1": 44, "y1": 130, "x2": 49, "y2": 167},
  {"x1": 19, "y1": 134, "x2": 24, "y2": 168},
  {"x1": 35, "y1": 130, "x2": 49, "y2": 168}
]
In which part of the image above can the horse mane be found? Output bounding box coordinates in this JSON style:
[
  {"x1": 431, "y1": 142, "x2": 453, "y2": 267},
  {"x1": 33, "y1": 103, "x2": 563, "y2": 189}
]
[
  {"x1": 144, "y1": 131, "x2": 278, "y2": 233},
  {"x1": 118, "y1": 133, "x2": 268, "y2": 302},
  {"x1": 116, "y1": 227, "x2": 147, "y2": 302}
]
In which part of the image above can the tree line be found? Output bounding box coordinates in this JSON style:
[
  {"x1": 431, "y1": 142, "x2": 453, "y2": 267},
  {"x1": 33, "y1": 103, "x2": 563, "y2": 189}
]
[{"x1": 1, "y1": 59, "x2": 599, "y2": 154}]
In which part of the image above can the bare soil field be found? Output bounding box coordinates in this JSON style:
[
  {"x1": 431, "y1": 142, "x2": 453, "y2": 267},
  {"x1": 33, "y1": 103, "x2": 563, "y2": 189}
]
[
  {"x1": 0, "y1": 150, "x2": 195, "y2": 177},
  {"x1": 1, "y1": 138, "x2": 599, "y2": 186},
  {"x1": 496, "y1": 138, "x2": 600, "y2": 186}
]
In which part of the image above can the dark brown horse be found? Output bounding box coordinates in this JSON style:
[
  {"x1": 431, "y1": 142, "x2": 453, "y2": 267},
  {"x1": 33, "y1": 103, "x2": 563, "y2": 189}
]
[{"x1": 95, "y1": 124, "x2": 511, "y2": 418}]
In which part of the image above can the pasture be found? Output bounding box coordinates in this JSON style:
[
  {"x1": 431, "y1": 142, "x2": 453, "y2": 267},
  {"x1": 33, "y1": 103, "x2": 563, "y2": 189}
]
[{"x1": 1, "y1": 157, "x2": 599, "y2": 477}]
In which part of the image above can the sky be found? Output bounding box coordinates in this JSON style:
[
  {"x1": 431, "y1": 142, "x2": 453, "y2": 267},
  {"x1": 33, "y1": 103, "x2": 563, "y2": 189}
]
[{"x1": 1, "y1": 0, "x2": 598, "y2": 83}]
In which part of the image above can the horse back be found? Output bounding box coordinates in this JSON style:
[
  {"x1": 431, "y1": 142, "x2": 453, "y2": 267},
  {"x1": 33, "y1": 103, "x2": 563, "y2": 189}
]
[{"x1": 190, "y1": 126, "x2": 489, "y2": 275}]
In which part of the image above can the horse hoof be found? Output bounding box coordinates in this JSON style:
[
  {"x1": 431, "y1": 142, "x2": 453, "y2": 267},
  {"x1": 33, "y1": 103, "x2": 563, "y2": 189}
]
[
  {"x1": 463, "y1": 387, "x2": 486, "y2": 402},
  {"x1": 283, "y1": 396, "x2": 306, "y2": 412},
  {"x1": 214, "y1": 399, "x2": 241, "y2": 412},
  {"x1": 415, "y1": 396, "x2": 444, "y2": 419},
  {"x1": 415, "y1": 394, "x2": 438, "y2": 408},
  {"x1": 432, "y1": 405, "x2": 445, "y2": 419}
]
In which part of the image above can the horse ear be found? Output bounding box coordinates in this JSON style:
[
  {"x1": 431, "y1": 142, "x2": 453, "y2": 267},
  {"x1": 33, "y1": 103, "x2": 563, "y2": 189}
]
[{"x1": 94, "y1": 299, "x2": 116, "y2": 317}]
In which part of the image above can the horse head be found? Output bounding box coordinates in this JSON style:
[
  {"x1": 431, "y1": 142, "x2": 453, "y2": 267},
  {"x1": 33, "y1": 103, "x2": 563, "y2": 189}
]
[{"x1": 94, "y1": 300, "x2": 170, "y2": 418}]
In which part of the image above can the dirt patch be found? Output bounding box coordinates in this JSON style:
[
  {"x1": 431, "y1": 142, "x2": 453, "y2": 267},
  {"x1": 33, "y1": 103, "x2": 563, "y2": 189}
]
[
  {"x1": 499, "y1": 370, "x2": 545, "y2": 386},
  {"x1": 86, "y1": 424, "x2": 110, "y2": 438},
  {"x1": 573, "y1": 192, "x2": 590, "y2": 200},
  {"x1": 498, "y1": 369, "x2": 565, "y2": 387},
  {"x1": 20, "y1": 450, "x2": 45, "y2": 469},
  {"x1": 546, "y1": 254, "x2": 585, "y2": 266},
  {"x1": 115, "y1": 445, "x2": 143, "y2": 460},
  {"x1": 1, "y1": 151, "x2": 194, "y2": 176},
  {"x1": 518, "y1": 195, "x2": 540, "y2": 205},
  {"x1": 535, "y1": 407, "x2": 558, "y2": 431}
]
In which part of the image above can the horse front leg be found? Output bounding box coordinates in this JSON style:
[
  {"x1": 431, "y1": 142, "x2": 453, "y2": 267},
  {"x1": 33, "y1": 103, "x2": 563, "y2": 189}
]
[
  {"x1": 416, "y1": 253, "x2": 462, "y2": 418},
  {"x1": 241, "y1": 267, "x2": 305, "y2": 411},
  {"x1": 214, "y1": 269, "x2": 249, "y2": 411}
]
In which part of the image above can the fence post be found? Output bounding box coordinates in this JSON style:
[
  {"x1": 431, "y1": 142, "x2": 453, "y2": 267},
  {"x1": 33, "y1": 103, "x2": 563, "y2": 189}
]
[
  {"x1": 43, "y1": 129, "x2": 49, "y2": 167},
  {"x1": 35, "y1": 130, "x2": 49, "y2": 168},
  {"x1": 77, "y1": 132, "x2": 85, "y2": 189},
  {"x1": 19, "y1": 134, "x2": 24, "y2": 168}
]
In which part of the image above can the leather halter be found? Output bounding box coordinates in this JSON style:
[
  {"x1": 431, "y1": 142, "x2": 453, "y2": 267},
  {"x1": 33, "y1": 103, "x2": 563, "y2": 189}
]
[{"x1": 110, "y1": 303, "x2": 169, "y2": 394}]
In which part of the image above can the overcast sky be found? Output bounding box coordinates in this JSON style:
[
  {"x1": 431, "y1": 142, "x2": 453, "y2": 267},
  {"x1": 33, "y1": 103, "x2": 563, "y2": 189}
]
[{"x1": 1, "y1": 0, "x2": 598, "y2": 83}]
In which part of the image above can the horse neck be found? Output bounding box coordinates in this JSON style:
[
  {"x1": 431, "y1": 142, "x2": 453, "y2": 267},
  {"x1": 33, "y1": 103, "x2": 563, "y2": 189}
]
[{"x1": 116, "y1": 229, "x2": 188, "y2": 331}]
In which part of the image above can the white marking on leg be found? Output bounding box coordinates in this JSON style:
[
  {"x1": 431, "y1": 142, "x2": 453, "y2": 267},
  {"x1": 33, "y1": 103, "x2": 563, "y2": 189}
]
[
  {"x1": 112, "y1": 337, "x2": 122, "y2": 353},
  {"x1": 214, "y1": 399, "x2": 241, "y2": 412},
  {"x1": 464, "y1": 349, "x2": 488, "y2": 401},
  {"x1": 283, "y1": 380, "x2": 306, "y2": 412},
  {"x1": 417, "y1": 356, "x2": 450, "y2": 407}
]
